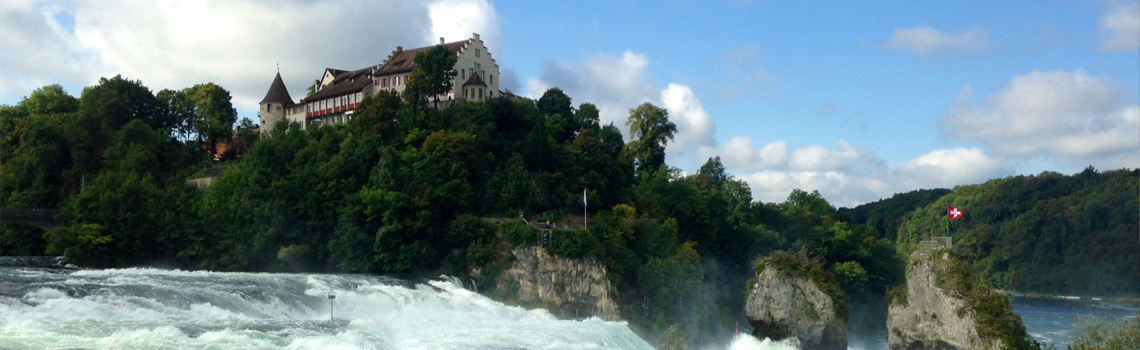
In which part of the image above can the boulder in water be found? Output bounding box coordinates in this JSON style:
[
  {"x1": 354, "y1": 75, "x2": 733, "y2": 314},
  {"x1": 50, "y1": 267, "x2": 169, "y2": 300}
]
[
  {"x1": 745, "y1": 251, "x2": 847, "y2": 350},
  {"x1": 887, "y1": 251, "x2": 1037, "y2": 350}
]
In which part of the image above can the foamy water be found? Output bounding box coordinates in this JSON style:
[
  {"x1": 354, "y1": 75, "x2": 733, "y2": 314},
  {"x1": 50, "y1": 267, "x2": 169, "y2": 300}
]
[{"x1": 0, "y1": 267, "x2": 653, "y2": 349}]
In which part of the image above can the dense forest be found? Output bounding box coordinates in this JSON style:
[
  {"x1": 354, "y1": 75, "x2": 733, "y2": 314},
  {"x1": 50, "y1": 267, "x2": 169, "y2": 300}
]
[
  {"x1": 886, "y1": 168, "x2": 1140, "y2": 297},
  {"x1": 1, "y1": 46, "x2": 1136, "y2": 343}
]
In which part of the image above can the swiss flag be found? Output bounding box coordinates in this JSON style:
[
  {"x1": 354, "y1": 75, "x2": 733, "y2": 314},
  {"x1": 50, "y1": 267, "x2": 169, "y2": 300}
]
[{"x1": 948, "y1": 206, "x2": 963, "y2": 220}]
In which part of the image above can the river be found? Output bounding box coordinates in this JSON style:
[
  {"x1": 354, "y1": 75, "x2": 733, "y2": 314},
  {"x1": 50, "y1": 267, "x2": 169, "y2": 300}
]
[{"x1": 0, "y1": 262, "x2": 1135, "y2": 349}]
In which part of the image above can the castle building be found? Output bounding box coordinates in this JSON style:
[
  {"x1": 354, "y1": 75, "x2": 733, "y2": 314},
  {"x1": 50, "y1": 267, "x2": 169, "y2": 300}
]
[{"x1": 258, "y1": 33, "x2": 500, "y2": 131}]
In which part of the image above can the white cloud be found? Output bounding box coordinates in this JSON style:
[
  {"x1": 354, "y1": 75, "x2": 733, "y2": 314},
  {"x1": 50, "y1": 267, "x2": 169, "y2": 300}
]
[
  {"x1": 0, "y1": 1, "x2": 90, "y2": 99},
  {"x1": 661, "y1": 84, "x2": 715, "y2": 151},
  {"x1": 940, "y1": 70, "x2": 1140, "y2": 169},
  {"x1": 730, "y1": 146, "x2": 1009, "y2": 207},
  {"x1": 0, "y1": 0, "x2": 502, "y2": 120},
  {"x1": 788, "y1": 141, "x2": 862, "y2": 171},
  {"x1": 882, "y1": 25, "x2": 992, "y2": 57},
  {"x1": 525, "y1": 50, "x2": 718, "y2": 163},
  {"x1": 428, "y1": 0, "x2": 503, "y2": 58},
  {"x1": 699, "y1": 135, "x2": 1012, "y2": 207},
  {"x1": 526, "y1": 50, "x2": 659, "y2": 128},
  {"x1": 699, "y1": 137, "x2": 786, "y2": 170},
  {"x1": 1099, "y1": 4, "x2": 1140, "y2": 51}
]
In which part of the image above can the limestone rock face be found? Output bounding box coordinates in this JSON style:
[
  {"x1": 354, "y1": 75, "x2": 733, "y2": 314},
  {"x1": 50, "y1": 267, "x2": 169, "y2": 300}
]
[
  {"x1": 887, "y1": 252, "x2": 999, "y2": 350},
  {"x1": 745, "y1": 264, "x2": 846, "y2": 350},
  {"x1": 497, "y1": 246, "x2": 618, "y2": 320}
]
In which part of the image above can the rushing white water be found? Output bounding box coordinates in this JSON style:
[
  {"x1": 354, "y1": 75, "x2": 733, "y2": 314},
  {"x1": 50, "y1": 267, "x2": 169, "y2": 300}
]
[{"x1": 0, "y1": 266, "x2": 657, "y2": 349}]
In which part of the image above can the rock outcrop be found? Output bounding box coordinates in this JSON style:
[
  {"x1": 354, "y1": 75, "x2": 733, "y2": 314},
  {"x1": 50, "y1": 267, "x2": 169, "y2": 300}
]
[
  {"x1": 887, "y1": 251, "x2": 1029, "y2": 350},
  {"x1": 496, "y1": 246, "x2": 618, "y2": 320},
  {"x1": 746, "y1": 260, "x2": 846, "y2": 350}
]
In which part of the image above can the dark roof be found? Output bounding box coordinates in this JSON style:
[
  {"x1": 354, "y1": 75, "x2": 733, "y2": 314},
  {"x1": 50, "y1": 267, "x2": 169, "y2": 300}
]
[
  {"x1": 259, "y1": 72, "x2": 294, "y2": 105},
  {"x1": 302, "y1": 67, "x2": 372, "y2": 103},
  {"x1": 374, "y1": 41, "x2": 466, "y2": 76},
  {"x1": 462, "y1": 71, "x2": 486, "y2": 87}
]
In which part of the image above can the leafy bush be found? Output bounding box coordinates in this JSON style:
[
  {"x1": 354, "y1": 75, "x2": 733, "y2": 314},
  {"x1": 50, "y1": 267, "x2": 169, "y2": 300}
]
[
  {"x1": 887, "y1": 284, "x2": 908, "y2": 306},
  {"x1": 547, "y1": 229, "x2": 601, "y2": 259},
  {"x1": 500, "y1": 220, "x2": 539, "y2": 247},
  {"x1": 833, "y1": 261, "x2": 869, "y2": 291},
  {"x1": 1068, "y1": 315, "x2": 1140, "y2": 350}
]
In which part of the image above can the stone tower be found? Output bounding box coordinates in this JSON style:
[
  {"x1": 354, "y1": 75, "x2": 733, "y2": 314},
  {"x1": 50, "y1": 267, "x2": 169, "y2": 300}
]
[{"x1": 259, "y1": 71, "x2": 294, "y2": 132}]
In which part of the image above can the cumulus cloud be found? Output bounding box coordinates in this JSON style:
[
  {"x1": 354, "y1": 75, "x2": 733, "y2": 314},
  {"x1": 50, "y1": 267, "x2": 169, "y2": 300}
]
[
  {"x1": 699, "y1": 135, "x2": 1011, "y2": 207},
  {"x1": 428, "y1": 0, "x2": 503, "y2": 57},
  {"x1": 882, "y1": 25, "x2": 992, "y2": 57},
  {"x1": 0, "y1": 0, "x2": 502, "y2": 119},
  {"x1": 940, "y1": 69, "x2": 1140, "y2": 169},
  {"x1": 525, "y1": 50, "x2": 718, "y2": 162},
  {"x1": 1098, "y1": 4, "x2": 1140, "y2": 51},
  {"x1": 0, "y1": 1, "x2": 90, "y2": 99},
  {"x1": 661, "y1": 84, "x2": 715, "y2": 151},
  {"x1": 742, "y1": 147, "x2": 1009, "y2": 207},
  {"x1": 526, "y1": 50, "x2": 659, "y2": 128}
]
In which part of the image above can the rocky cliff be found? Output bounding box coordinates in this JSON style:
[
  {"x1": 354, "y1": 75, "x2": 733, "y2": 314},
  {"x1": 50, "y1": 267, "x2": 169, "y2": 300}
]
[
  {"x1": 496, "y1": 246, "x2": 619, "y2": 320},
  {"x1": 887, "y1": 251, "x2": 1035, "y2": 350},
  {"x1": 745, "y1": 253, "x2": 847, "y2": 350}
]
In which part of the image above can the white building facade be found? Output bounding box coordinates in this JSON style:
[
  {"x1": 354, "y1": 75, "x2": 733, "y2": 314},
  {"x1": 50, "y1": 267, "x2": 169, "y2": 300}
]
[{"x1": 262, "y1": 33, "x2": 500, "y2": 130}]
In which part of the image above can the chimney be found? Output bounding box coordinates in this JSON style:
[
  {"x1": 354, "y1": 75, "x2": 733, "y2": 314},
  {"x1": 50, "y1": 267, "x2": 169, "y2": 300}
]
[
  {"x1": 396, "y1": 46, "x2": 403, "y2": 53},
  {"x1": 440, "y1": 37, "x2": 445, "y2": 45},
  {"x1": 472, "y1": 33, "x2": 480, "y2": 40}
]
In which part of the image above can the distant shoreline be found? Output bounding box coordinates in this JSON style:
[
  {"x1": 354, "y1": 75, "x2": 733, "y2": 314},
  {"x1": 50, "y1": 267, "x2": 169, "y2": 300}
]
[{"x1": 996, "y1": 289, "x2": 1140, "y2": 304}]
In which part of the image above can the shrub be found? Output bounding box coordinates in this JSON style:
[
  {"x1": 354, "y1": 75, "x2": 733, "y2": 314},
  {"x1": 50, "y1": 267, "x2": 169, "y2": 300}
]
[
  {"x1": 500, "y1": 220, "x2": 539, "y2": 247},
  {"x1": 1068, "y1": 315, "x2": 1140, "y2": 350},
  {"x1": 547, "y1": 228, "x2": 601, "y2": 259},
  {"x1": 888, "y1": 284, "x2": 908, "y2": 306}
]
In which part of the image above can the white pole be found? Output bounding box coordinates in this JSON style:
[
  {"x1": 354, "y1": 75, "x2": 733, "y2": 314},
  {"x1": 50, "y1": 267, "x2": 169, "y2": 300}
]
[{"x1": 584, "y1": 188, "x2": 588, "y2": 231}]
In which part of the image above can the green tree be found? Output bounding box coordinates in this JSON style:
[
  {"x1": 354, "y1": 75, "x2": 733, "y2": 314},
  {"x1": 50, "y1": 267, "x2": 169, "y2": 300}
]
[
  {"x1": 698, "y1": 156, "x2": 728, "y2": 188},
  {"x1": 625, "y1": 102, "x2": 676, "y2": 176},
  {"x1": 575, "y1": 103, "x2": 600, "y2": 131},
  {"x1": 186, "y1": 83, "x2": 237, "y2": 157},
  {"x1": 21, "y1": 84, "x2": 78, "y2": 116},
  {"x1": 413, "y1": 44, "x2": 459, "y2": 109}
]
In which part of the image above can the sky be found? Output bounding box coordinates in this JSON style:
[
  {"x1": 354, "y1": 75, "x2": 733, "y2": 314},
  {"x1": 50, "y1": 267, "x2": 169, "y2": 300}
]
[{"x1": 2, "y1": 0, "x2": 1138, "y2": 207}]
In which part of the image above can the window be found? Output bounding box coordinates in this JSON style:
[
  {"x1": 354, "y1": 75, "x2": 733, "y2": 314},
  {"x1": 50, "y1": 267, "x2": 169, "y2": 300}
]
[
  {"x1": 490, "y1": 75, "x2": 493, "y2": 85},
  {"x1": 462, "y1": 69, "x2": 465, "y2": 80},
  {"x1": 267, "y1": 104, "x2": 273, "y2": 112},
  {"x1": 479, "y1": 88, "x2": 483, "y2": 99}
]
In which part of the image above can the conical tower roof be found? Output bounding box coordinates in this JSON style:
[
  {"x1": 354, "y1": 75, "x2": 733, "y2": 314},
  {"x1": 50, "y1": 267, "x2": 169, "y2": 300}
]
[{"x1": 260, "y1": 71, "x2": 294, "y2": 105}]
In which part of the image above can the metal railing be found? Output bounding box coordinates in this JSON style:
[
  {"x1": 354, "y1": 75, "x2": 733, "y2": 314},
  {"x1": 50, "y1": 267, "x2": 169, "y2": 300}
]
[{"x1": 918, "y1": 236, "x2": 953, "y2": 252}]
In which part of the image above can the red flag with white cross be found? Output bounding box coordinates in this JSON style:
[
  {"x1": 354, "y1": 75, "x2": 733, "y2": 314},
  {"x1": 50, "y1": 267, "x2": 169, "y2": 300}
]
[{"x1": 948, "y1": 206, "x2": 963, "y2": 220}]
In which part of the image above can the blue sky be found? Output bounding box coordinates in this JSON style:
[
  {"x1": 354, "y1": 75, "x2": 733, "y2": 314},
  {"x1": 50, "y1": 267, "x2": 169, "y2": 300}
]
[{"x1": 2, "y1": 0, "x2": 1137, "y2": 207}]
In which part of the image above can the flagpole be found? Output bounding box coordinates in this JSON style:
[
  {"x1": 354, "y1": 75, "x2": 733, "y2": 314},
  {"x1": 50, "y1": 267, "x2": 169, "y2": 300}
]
[{"x1": 583, "y1": 188, "x2": 588, "y2": 231}]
